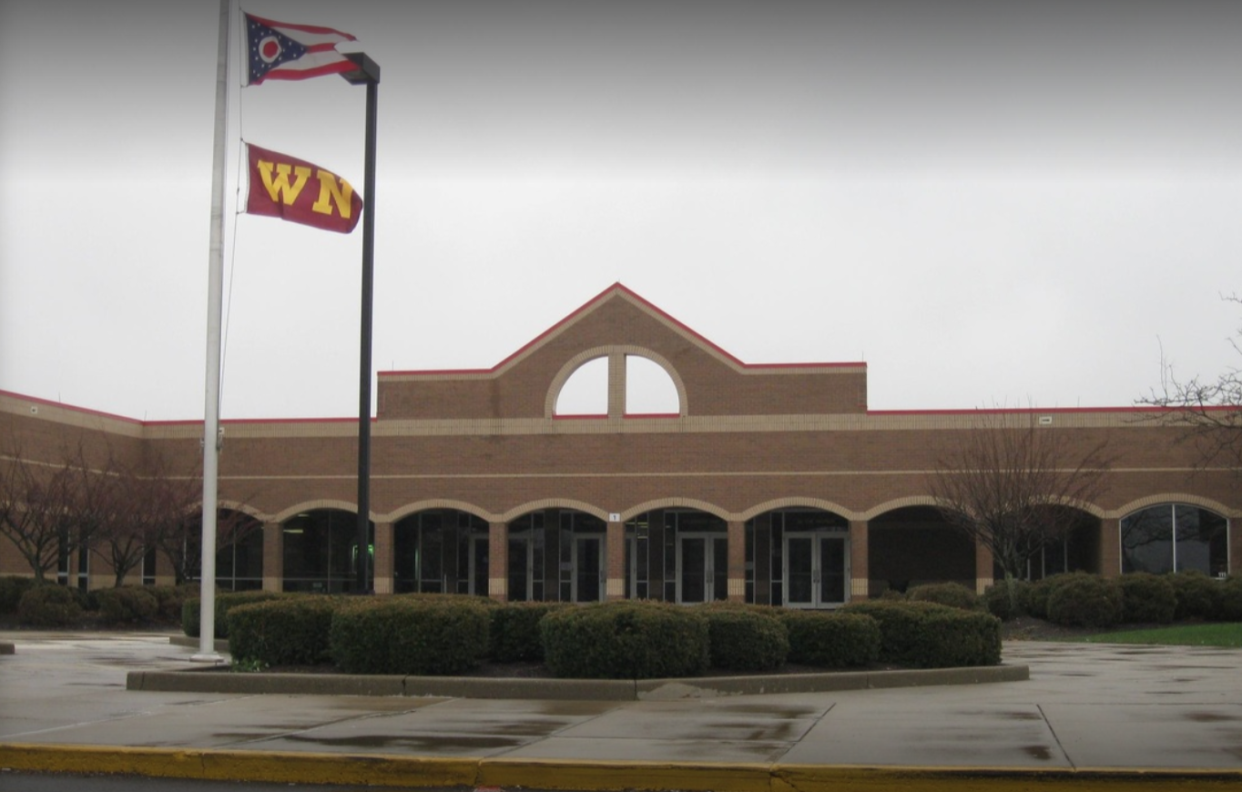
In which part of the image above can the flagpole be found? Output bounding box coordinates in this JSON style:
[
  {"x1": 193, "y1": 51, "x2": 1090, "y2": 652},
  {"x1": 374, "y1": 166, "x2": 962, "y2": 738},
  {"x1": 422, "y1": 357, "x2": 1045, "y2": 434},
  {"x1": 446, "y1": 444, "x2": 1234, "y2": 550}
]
[
  {"x1": 341, "y1": 53, "x2": 380, "y2": 595},
  {"x1": 192, "y1": 0, "x2": 231, "y2": 663}
]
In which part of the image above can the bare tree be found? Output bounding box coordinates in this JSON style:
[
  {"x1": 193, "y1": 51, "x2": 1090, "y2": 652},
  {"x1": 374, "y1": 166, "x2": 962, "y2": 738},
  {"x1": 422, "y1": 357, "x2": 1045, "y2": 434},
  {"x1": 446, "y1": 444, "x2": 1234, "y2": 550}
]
[
  {"x1": 91, "y1": 450, "x2": 201, "y2": 587},
  {"x1": 0, "y1": 442, "x2": 111, "y2": 582},
  {"x1": 927, "y1": 412, "x2": 1113, "y2": 605},
  {"x1": 156, "y1": 507, "x2": 262, "y2": 586},
  {"x1": 1138, "y1": 294, "x2": 1242, "y2": 476}
]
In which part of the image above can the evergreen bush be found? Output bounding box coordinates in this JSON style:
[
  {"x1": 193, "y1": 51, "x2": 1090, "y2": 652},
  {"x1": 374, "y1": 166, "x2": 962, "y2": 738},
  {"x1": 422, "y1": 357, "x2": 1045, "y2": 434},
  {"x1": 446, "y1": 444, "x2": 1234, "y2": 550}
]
[
  {"x1": 182, "y1": 590, "x2": 286, "y2": 638},
  {"x1": 489, "y1": 601, "x2": 570, "y2": 662},
  {"x1": 145, "y1": 585, "x2": 193, "y2": 622},
  {"x1": 229, "y1": 596, "x2": 339, "y2": 667},
  {"x1": 1027, "y1": 572, "x2": 1093, "y2": 620},
  {"x1": 779, "y1": 610, "x2": 880, "y2": 668},
  {"x1": 1219, "y1": 575, "x2": 1242, "y2": 621},
  {"x1": 701, "y1": 607, "x2": 788, "y2": 671},
  {"x1": 330, "y1": 596, "x2": 490, "y2": 675},
  {"x1": 1046, "y1": 575, "x2": 1123, "y2": 628},
  {"x1": 907, "y1": 581, "x2": 980, "y2": 611},
  {"x1": 540, "y1": 601, "x2": 709, "y2": 679},
  {"x1": 95, "y1": 586, "x2": 160, "y2": 625},
  {"x1": 982, "y1": 579, "x2": 1031, "y2": 621},
  {"x1": 1117, "y1": 572, "x2": 1176, "y2": 624},
  {"x1": 1169, "y1": 571, "x2": 1223, "y2": 621},
  {"x1": 0, "y1": 576, "x2": 37, "y2": 613},
  {"x1": 841, "y1": 600, "x2": 1000, "y2": 668},
  {"x1": 17, "y1": 584, "x2": 83, "y2": 627}
]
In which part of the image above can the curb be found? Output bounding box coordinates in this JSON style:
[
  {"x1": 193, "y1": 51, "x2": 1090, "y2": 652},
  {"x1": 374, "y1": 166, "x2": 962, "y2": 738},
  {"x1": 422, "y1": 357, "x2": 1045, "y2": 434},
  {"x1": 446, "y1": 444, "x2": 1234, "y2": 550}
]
[
  {"x1": 127, "y1": 663, "x2": 1030, "y2": 700},
  {"x1": 2, "y1": 744, "x2": 1240, "y2": 791}
]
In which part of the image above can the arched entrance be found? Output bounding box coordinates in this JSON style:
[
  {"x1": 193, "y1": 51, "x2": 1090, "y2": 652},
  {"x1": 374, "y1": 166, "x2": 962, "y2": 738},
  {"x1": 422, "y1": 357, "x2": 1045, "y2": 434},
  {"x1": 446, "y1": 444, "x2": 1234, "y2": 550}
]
[
  {"x1": 282, "y1": 509, "x2": 373, "y2": 593},
  {"x1": 625, "y1": 508, "x2": 727, "y2": 604},
  {"x1": 745, "y1": 508, "x2": 849, "y2": 608},
  {"x1": 393, "y1": 509, "x2": 490, "y2": 595},
  {"x1": 507, "y1": 509, "x2": 607, "y2": 602},
  {"x1": 868, "y1": 506, "x2": 974, "y2": 595}
]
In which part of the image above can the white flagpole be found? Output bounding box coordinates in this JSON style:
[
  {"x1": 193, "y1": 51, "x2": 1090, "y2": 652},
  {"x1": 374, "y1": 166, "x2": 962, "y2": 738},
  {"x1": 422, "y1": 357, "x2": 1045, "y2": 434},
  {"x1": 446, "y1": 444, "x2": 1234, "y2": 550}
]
[{"x1": 192, "y1": 0, "x2": 231, "y2": 663}]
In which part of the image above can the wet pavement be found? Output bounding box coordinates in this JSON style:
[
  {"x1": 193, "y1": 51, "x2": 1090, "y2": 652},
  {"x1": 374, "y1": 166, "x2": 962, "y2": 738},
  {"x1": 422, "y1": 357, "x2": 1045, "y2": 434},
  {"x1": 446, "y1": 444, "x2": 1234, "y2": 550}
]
[{"x1": 0, "y1": 630, "x2": 1240, "y2": 788}]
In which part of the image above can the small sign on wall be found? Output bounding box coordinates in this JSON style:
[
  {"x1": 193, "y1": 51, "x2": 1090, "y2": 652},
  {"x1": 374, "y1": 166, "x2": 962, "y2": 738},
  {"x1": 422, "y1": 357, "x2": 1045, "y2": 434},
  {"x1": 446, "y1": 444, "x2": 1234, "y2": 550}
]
[{"x1": 609, "y1": 513, "x2": 621, "y2": 523}]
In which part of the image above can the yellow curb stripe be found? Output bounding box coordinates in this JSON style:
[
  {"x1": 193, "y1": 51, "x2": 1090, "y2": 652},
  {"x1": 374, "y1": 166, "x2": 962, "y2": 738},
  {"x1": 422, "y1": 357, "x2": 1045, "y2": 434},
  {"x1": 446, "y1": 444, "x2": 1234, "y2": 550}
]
[
  {"x1": 2, "y1": 744, "x2": 1241, "y2": 791},
  {"x1": 478, "y1": 758, "x2": 773, "y2": 792}
]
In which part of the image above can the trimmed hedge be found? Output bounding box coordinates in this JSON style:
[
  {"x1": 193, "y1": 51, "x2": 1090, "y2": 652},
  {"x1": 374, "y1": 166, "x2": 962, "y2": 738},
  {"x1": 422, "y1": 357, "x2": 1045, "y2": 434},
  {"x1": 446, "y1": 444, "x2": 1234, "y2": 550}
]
[
  {"x1": 701, "y1": 607, "x2": 788, "y2": 671},
  {"x1": 228, "y1": 596, "x2": 340, "y2": 667},
  {"x1": 779, "y1": 610, "x2": 880, "y2": 668},
  {"x1": 0, "y1": 576, "x2": 38, "y2": 613},
  {"x1": 330, "y1": 596, "x2": 491, "y2": 675},
  {"x1": 540, "y1": 601, "x2": 709, "y2": 679},
  {"x1": 1046, "y1": 575, "x2": 1123, "y2": 629},
  {"x1": 842, "y1": 600, "x2": 1001, "y2": 668},
  {"x1": 1220, "y1": 576, "x2": 1242, "y2": 621},
  {"x1": 1118, "y1": 573, "x2": 1176, "y2": 624},
  {"x1": 907, "y1": 582, "x2": 980, "y2": 612},
  {"x1": 1027, "y1": 572, "x2": 1094, "y2": 620},
  {"x1": 489, "y1": 601, "x2": 570, "y2": 663},
  {"x1": 1169, "y1": 571, "x2": 1223, "y2": 621},
  {"x1": 982, "y1": 579, "x2": 1032, "y2": 621},
  {"x1": 182, "y1": 591, "x2": 287, "y2": 638},
  {"x1": 17, "y1": 584, "x2": 83, "y2": 626},
  {"x1": 96, "y1": 586, "x2": 160, "y2": 625}
]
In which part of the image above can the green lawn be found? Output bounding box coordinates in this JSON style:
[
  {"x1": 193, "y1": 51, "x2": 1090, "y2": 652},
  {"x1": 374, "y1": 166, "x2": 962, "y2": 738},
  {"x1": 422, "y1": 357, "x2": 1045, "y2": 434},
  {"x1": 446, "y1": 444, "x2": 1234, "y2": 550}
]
[{"x1": 1069, "y1": 622, "x2": 1242, "y2": 648}]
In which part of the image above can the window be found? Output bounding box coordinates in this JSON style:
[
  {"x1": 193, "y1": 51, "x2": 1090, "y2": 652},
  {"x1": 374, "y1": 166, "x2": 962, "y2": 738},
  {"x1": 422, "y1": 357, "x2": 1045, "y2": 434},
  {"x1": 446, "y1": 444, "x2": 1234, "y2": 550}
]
[{"x1": 1121, "y1": 504, "x2": 1229, "y2": 577}]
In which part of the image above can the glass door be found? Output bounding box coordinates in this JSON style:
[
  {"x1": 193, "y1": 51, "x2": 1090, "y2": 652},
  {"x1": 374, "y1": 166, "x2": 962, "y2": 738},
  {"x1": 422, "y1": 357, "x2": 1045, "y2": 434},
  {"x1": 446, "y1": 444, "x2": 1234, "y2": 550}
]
[
  {"x1": 677, "y1": 534, "x2": 727, "y2": 603},
  {"x1": 783, "y1": 532, "x2": 848, "y2": 608},
  {"x1": 573, "y1": 534, "x2": 605, "y2": 602}
]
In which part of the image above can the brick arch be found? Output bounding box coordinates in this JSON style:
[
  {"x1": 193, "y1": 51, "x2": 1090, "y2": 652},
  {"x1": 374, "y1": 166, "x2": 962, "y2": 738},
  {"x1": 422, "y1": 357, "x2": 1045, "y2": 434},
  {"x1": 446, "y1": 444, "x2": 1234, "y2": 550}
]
[
  {"x1": 216, "y1": 500, "x2": 268, "y2": 523},
  {"x1": 271, "y1": 500, "x2": 364, "y2": 525},
  {"x1": 619, "y1": 498, "x2": 732, "y2": 523},
  {"x1": 740, "y1": 497, "x2": 858, "y2": 522},
  {"x1": 500, "y1": 499, "x2": 610, "y2": 523},
  {"x1": 862, "y1": 495, "x2": 940, "y2": 522},
  {"x1": 1114, "y1": 494, "x2": 1236, "y2": 520},
  {"x1": 383, "y1": 499, "x2": 497, "y2": 524},
  {"x1": 544, "y1": 345, "x2": 688, "y2": 418}
]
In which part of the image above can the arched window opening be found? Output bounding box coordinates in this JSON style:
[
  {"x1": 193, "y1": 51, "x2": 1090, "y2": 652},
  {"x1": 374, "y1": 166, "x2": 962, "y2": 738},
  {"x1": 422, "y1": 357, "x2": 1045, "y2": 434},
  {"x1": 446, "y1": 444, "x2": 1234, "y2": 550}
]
[
  {"x1": 625, "y1": 355, "x2": 681, "y2": 416},
  {"x1": 1121, "y1": 504, "x2": 1229, "y2": 577},
  {"x1": 554, "y1": 357, "x2": 608, "y2": 416}
]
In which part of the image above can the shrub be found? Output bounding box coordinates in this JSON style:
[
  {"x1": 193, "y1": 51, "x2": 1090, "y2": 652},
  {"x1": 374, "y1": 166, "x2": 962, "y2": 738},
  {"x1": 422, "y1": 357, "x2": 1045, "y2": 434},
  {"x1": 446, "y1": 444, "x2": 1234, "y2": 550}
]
[
  {"x1": 907, "y1": 582, "x2": 980, "y2": 611},
  {"x1": 95, "y1": 586, "x2": 160, "y2": 625},
  {"x1": 0, "y1": 576, "x2": 38, "y2": 613},
  {"x1": 701, "y1": 607, "x2": 788, "y2": 672},
  {"x1": 229, "y1": 596, "x2": 340, "y2": 667},
  {"x1": 842, "y1": 600, "x2": 1000, "y2": 668},
  {"x1": 982, "y1": 579, "x2": 1032, "y2": 621},
  {"x1": 1219, "y1": 576, "x2": 1242, "y2": 621},
  {"x1": 1118, "y1": 573, "x2": 1176, "y2": 624},
  {"x1": 17, "y1": 584, "x2": 83, "y2": 627},
  {"x1": 330, "y1": 596, "x2": 490, "y2": 675},
  {"x1": 779, "y1": 611, "x2": 880, "y2": 668},
  {"x1": 182, "y1": 591, "x2": 286, "y2": 638},
  {"x1": 540, "y1": 601, "x2": 709, "y2": 679},
  {"x1": 1027, "y1": 572, "x2": 1094, "y2": 620},
  {"x1": 489, "y1": 602, "x2": 571, "y2": 663},
  {"x1": 1046, "y1": 575, "x2": 1123, "y2": 629},
  {"x1": 144, "y1": 585, "x2": 192, "y2": 622},
  {"x1": 1169, "y1": 571, "x2": 1223, "y2": 621}
]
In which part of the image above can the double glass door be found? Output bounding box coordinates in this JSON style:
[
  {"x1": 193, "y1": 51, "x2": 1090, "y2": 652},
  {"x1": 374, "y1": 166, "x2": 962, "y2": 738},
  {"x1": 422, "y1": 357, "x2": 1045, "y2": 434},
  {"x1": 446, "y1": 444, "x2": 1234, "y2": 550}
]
[
  {"x1": 783, "y1": 532, "x2": 847, "y2": 608},
  {"x1": 677, "y1": 534, "x2": 728, "y2": 603}
]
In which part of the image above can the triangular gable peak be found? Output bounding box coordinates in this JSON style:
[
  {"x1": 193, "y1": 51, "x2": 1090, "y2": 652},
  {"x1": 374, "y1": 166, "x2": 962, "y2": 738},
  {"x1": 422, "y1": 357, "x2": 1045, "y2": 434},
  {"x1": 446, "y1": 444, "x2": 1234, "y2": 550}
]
[{"x1": 377, "y1": 284, "x2": 867, "y2": 421}]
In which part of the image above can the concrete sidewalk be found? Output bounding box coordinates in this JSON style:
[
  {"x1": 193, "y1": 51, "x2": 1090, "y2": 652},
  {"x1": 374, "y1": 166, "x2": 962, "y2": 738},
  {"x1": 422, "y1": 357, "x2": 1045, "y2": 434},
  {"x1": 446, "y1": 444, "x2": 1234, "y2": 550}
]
[{"x1": 1, "y1": 630, "x2": 1240, "y2": 790}]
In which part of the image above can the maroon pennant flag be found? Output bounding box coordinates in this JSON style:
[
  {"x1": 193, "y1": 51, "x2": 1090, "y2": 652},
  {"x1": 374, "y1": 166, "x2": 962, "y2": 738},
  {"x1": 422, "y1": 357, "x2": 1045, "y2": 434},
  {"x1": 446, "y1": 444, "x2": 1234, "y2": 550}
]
[{"x1": 246, "y1": 143, "x2": 363, "y2": 234}]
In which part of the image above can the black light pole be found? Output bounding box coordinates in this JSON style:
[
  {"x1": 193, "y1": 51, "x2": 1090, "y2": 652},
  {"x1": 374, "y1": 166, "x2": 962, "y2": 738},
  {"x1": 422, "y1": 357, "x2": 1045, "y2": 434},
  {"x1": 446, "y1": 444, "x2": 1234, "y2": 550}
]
[{"x1": 342, "y1": 53, "x2": 379, "y2": 594}]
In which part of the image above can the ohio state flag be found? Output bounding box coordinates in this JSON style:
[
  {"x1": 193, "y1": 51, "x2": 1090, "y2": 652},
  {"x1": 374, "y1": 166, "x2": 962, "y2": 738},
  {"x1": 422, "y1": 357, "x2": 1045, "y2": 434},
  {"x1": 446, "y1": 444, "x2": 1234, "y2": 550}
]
[
  {"x1": 245, "y1": 13, "x2": 357, "y2": 85},
  {"x1": 246, "y1": 143, "x2": 363, "y2": 234}
]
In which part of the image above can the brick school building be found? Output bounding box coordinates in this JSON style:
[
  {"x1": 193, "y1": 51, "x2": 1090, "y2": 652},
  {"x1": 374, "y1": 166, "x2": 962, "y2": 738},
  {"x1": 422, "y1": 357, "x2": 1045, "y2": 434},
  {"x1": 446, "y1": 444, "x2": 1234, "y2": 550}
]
[{"x1": 1, "y1": 284, "x2": 1236, "y2": 603}]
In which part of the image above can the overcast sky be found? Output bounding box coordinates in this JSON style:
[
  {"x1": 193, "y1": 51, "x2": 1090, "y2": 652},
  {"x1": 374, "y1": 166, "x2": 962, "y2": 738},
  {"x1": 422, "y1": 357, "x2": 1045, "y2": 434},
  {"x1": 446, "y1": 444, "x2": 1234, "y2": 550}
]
[{"x1": 1, "y1": 1, "x2": 1239, "y2": 421}]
